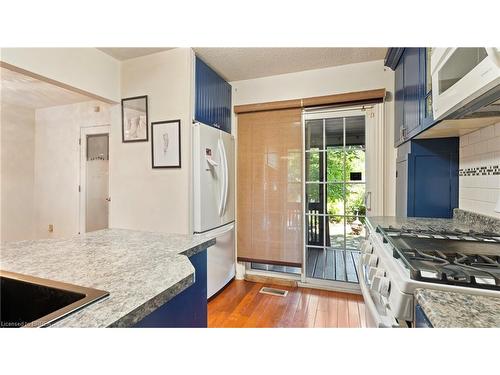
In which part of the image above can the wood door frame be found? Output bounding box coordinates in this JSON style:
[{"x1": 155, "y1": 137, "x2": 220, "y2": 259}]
[{"x1": 79, "y1": 125, "x2": 110, "y2": 234}]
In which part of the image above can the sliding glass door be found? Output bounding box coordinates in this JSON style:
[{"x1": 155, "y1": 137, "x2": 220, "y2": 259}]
[{"x1": 304, "y1": 108, "x2": 366, "y2": 285}]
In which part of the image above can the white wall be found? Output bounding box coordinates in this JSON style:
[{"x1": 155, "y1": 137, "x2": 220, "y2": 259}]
[
  {"x1": 34, "y1": 101, "x2": 111, "y2": 239},
  {"x1": 0, "y1": 103, "x2": 36, "y2": 241},
  {"x1": 459, "y1": 122, "x2": 500, "y2": 218},
  {"x1": 231, "y1": 60, "x2": 396, "y2": 216},
  {"x1": 0, "y1": 48, "x2": 121, "y2": 102},
  {"x1": 109, "y1": 48, "x2": 193, "y2": 234}
]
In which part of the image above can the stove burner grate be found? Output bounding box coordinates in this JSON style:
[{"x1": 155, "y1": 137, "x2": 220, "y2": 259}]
[
  {"x1": 397, "y1": 248, "x2": 500, "y2": 290},
  {"x1": 376, "y1": 225, "x2": 500, "y2": 291},
  {"x1": 384, "y1": 225, "x2": 500, "y2": 243}
]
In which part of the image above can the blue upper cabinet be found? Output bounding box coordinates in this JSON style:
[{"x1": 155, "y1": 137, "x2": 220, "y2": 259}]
[
  {"x1": 394, "y1": 59, "x2": 405, "y2": 145},
  {"x1": 195, "y1": 57, "x2": 232, "y2": 134},
  {"x1": 387, "y1": 48, "x2": 435, "y2": 146},
  {"x1": 403, "y1": 48, "x2": 421, "y2": 138}
]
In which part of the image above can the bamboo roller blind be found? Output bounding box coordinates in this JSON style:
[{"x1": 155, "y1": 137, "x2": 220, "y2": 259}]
[
  {"x1": 237, "y1": 108, "x2": 303, "y2": 267},
  {"x1": 234, "y1": 89, "x2": 385, "y2": 114}
]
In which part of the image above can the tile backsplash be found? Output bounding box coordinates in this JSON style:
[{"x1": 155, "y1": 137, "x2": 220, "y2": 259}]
[{"x1": 459, "y1": 121, "x2": 500, "y2": 218}]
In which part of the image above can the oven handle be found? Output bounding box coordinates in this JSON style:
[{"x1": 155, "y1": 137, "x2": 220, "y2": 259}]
[{"x1": 358, "y1": 262, "x2": 399, "y2": 328}]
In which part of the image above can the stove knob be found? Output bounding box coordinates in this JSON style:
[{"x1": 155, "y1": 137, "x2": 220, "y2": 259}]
[
  {"x1": 367, "y1": 266, "x2": 377, "y2": 281},
  {"x1": 378, "y1": 277, "x2": 391, "y2": 298},
  {"x1": 358, "y1": 240, "x2": 367, "y2": 251},
  {"x1": 359, "y1": 240, "x2": 371, "y2": 252},
  {"x1": 368, "y1": 254, "x2": 378, "y2": 267},
  {"x1": 370, "y1": 268, "x2": 385, "y2": 288},
  {"x1": 361, "y1": 253, "x2": 371, "y2": 264},
  {"x1": 363, "y1": 244, "x2": 374, "y2": 254}
]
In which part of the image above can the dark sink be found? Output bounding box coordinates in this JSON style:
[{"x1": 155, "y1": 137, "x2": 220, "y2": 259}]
[{"x1": 0, "y1": 270, "x2": 109, "y2": 328}]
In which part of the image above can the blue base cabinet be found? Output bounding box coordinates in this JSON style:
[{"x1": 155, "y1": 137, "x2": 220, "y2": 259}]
[
  {"x1": 134, "y1": 250, "x2": 207, "y2": 328},
  {"x1": 415, "y1": 304, "x2": 433, "y2": 328},
  {"x1": 396, "y1": 138, "x2": 459, "y2": 219}
]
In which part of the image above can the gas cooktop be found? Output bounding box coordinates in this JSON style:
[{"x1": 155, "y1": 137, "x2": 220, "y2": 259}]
[{"x1": 377, "y1": 225, "x2": 500, "y2": 291}]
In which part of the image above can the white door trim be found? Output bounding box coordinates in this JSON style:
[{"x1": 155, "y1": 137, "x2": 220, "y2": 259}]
[
  {"x1": 79, "y1": 125, "x2": 110, "y2": 234},
  {"x1": 365, "y1": 103, "x2": 385, "y2": 217},
  {"x1": 301, "y1": 104, "x2": 385, "y2": 289}
]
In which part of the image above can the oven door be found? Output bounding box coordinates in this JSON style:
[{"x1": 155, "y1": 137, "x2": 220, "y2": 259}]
[
  {"x1": 358, "y1": 261, "x2": 399, "y2": 328},
  {"x1": 431, "y1": 47, "x2": 500, "y2": 120}
]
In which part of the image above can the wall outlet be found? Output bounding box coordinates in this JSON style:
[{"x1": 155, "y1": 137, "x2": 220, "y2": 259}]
[{"x1": 48, "y1": 224, "x2": 54, "y2": 233}]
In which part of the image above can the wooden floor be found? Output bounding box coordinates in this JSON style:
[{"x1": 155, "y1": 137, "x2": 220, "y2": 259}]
[
  {"x1": 306, "y1": 249, "x2": 361, "y2": 282},
  {"x1": 208, "y1": 280, "x2": 366, "y2": 328}
]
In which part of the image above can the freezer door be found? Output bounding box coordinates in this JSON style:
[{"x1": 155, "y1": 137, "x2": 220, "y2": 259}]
[
  {"x1": 207, "y1": 223, "x2": 235, "y2": 298},
  {"x1": 220, "y1": 131, "x2": 235, "y2": 224},
  {"x1": 193, "y1": 123, "x2": 223, "y2": 232}
]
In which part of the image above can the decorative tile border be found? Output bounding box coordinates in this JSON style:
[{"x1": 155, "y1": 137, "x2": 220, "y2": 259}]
[{"x1": 459, "y1": 165, "x2": 500, "y2": 176}]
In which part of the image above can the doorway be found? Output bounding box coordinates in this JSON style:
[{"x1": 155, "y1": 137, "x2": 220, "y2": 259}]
[
  {"x1": 79, "y1": 126, "x2": 110, "y2": 233},
  {"x1": 303, "y1": 106, "x2": 382, "y2": 290}
]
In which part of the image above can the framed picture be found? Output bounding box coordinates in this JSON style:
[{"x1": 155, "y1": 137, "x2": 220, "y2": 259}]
[
  {"x1": 121, "y1": 95, "x2": 148, "y2": 142},
  {"x1": 151, "y1": 120, "x2": 181, "y2": 168}
]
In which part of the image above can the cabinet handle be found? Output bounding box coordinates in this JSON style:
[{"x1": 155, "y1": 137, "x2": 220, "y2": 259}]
[{"x1": 400, "y1": 127, "x2": 407, "y2": 141}]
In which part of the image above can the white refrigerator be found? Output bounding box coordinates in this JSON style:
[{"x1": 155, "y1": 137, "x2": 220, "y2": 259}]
[{"x1": 193, "y1": 122, "x2": 235, "y2": 298}]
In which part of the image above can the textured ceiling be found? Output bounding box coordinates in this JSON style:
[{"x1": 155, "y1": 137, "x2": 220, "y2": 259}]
[
  {"x1": 98, "y1": 48, "x2": 174, "y2": 61},
  {"x1": 193, "y1": 48, "x2": 388, "y2": 81},
  {"x1": 0, "y1": 67, "x2": 92, "y2": 109}
]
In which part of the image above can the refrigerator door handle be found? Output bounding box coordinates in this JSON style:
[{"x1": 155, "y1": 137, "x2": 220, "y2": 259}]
[
  {"x1": 217, "y1": 139, "x2": 226, "y2": 217},
  {"x1": 221, "y1": 138, "x2": 229, "y2": 216}
]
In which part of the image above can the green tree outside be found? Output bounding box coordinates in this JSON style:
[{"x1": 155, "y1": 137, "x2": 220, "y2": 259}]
[{"x1": 306, "y1": 147, "x2": 365, "y2": 223}]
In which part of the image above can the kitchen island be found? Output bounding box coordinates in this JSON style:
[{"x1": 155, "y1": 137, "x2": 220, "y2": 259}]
[{"x1": 0, "y1": 229, "x2": 215, "y2": 327}]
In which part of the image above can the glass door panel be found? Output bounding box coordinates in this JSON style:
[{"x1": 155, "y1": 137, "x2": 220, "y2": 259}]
[
  {"x1": 305, "y1": 119, "x2": 323, "y2": 150},
  {"x1": 305, "y1": 151, "x2": 322, "y2": 182},
  {"x1": 85, "y1": 133, "x2": 109, "y2": 232},
  {"x1": 304, "y1": 110, "x2": 366, "y2": 284}
]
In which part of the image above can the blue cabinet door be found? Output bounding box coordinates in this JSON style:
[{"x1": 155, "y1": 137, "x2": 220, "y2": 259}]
[
  {"x1": 134, "y1": 250, "x2": 208, "y2": 328},
  {"x1": 394, "y1": 60, "x2": 405, "y2": 145},
  {"x1": 406, "y1": 138, "x2": 459, "y2": 218},
  {"x1": 403, "y1": 48, "x2": 421, "y2": 138},
  {"x1": 391, "y1": 47, "x2": 437, "y2": 146},
  {"x1": 195, "y1": 57, "x2": 232, "y2": 134}
]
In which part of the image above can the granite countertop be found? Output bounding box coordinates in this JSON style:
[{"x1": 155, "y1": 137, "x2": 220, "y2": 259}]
[
  {"x1": 0, "y1": 229, "x2": 215, "y2": 327},
  {"x1": 415, "y1": 288, "x2": 500, "y2": 328},
  {"x1": 366, "y1": 215, "x2": 499, "y2": 234}
]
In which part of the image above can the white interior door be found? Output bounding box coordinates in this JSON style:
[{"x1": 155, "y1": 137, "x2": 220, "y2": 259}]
[{"x1": 80, "y1": 125, "x2": 110, "y2": 233}]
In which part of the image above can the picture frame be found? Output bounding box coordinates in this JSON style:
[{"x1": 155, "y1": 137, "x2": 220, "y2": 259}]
[
  {"x1": 121, "y1": 95, "x2": 148, "y2": 142},
  {"x1": 151, "y1": 120, "x2": 181, "y2": 168}
]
